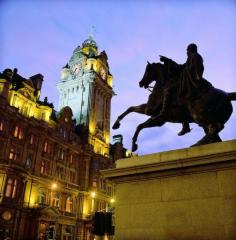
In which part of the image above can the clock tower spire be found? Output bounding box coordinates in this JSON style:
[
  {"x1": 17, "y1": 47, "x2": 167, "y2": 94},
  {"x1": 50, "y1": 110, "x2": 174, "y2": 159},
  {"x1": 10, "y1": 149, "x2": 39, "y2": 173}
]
[{"x1": 57, "y1": 36, "x2": 113, "y2": 155}]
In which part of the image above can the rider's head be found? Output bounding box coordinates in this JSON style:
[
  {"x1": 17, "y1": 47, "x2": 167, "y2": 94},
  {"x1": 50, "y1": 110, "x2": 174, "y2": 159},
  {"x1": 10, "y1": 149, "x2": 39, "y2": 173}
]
[{"x1": 187, "y1": 43, "x2": 197, "y2": 57}]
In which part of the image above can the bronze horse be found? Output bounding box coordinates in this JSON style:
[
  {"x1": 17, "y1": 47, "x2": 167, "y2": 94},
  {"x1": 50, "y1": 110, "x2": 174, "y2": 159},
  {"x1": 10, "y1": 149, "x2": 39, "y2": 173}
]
[{"x1": 113, "y1": 62, "x2": 236, "y2": 151}]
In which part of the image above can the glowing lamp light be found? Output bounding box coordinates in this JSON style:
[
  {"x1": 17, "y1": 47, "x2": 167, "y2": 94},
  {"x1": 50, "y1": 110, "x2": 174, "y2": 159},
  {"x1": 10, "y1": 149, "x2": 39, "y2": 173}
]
[
  {"x1": 110, "y1": 198, "x2": 115, "y2": 203},
  {"x1": 52, "y1": 183, "x2": 57, "y2": 189},
  {"x1": 91, "y1": 191, "x2": 96, "y2": 198}
]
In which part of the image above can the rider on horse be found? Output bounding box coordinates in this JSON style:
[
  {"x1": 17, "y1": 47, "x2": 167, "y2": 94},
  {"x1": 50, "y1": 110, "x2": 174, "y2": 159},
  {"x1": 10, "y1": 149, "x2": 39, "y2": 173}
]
[{"x1": 158, "y1": 43, "x2": 207, "y2": 136}]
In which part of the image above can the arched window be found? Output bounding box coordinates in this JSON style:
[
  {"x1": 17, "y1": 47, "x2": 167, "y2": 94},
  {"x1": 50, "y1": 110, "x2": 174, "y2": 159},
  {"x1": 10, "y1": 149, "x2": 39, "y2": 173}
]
[{"x1": 66, "y1": 196, "x2": 73, "y2": 213}]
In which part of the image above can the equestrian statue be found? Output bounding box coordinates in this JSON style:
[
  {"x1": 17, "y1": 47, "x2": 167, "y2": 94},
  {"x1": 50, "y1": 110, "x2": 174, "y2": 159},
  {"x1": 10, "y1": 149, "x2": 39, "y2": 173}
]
[{"x1": 112, "y1": 43, "x2": 236, "y2": 151}]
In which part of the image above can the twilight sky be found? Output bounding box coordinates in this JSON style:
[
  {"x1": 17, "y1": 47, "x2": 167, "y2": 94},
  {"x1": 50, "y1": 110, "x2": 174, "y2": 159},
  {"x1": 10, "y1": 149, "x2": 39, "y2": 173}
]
[{"x1": 1, "y1": 0, "x2": 236, "y2": 155}]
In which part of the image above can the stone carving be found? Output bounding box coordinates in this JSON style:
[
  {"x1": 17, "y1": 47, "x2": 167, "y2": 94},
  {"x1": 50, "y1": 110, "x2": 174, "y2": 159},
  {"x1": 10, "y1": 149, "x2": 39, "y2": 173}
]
[{"x1": 113, "y1": 44, "x2": 236, "y2": 151}]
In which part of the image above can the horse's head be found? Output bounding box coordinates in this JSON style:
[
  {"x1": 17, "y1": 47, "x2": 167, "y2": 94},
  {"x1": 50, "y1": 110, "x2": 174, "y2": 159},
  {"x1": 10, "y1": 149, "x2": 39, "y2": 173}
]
[{"x1": 139, "y1": 62, "x2": 154, "y2": 89}]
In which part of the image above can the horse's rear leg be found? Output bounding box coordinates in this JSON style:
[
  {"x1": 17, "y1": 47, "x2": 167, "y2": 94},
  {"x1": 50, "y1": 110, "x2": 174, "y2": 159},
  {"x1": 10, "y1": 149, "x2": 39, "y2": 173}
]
[
  {"x1": 192, "y1": 123, "x2": 224, "y2": 146},
  {"x1": 132, "y1": 116, "x2": 165, "y2": 151},
  {"x1": 113, "y1": 104, "x2": 147, "y2": 129}
]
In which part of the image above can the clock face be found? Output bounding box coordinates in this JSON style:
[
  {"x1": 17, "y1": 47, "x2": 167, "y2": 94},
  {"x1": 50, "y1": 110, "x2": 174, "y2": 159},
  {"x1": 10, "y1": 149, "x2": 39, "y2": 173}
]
[
  {"x1": 71, "y1": 63, "x2": 81, "y2": 76},
  {"x1": 100, "y1": 67, "x2": 106, "y2": 80}
]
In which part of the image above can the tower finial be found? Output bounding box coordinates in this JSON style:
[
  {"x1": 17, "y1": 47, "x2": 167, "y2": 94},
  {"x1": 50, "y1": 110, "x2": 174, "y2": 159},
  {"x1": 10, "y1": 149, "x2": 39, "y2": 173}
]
[{"x1": 89, "y1": 26, "x2": 96, "y2": 40}]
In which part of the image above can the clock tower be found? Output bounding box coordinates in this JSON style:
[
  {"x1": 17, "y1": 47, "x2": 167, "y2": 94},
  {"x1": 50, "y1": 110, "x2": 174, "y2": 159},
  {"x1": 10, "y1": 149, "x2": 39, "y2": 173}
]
[{"x1": 57, "y1": 35, "x2": 113, "y2": 155}]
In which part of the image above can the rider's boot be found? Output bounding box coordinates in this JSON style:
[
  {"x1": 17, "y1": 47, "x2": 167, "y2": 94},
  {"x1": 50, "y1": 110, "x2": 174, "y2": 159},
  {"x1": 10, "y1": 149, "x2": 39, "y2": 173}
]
[{"x1": 178, "y1": 122, "x2": 191, "y2": 136}]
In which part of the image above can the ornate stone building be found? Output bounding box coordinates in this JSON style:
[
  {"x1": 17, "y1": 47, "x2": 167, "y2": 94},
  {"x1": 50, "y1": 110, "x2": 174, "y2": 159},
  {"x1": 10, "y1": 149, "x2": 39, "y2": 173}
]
[
  {"x1": 57, "y1": 35, "x2": 112, "y2": 157},
  {"x1": 0, "y1": 36, "x2": 122, "y2": 240}
]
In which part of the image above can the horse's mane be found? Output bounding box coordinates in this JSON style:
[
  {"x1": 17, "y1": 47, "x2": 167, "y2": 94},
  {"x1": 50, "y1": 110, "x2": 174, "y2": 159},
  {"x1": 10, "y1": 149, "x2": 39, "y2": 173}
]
[{"x1": 151, "y1": 62, "x2": 168, "y2": 86}]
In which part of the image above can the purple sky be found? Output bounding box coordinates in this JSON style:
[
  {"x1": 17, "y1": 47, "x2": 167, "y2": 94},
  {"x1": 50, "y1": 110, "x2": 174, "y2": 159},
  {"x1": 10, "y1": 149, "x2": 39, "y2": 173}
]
[{"x1": 1, "y1": 0, "x2": 236, "y2": 155}]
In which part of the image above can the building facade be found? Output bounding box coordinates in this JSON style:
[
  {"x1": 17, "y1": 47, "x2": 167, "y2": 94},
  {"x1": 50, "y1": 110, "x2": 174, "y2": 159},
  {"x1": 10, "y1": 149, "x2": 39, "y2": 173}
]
[
  {"x1": 0, "y1": 36, "x2": 121, "y2": 240},
  {"x1": 57, "y1": 35, "x2": 113, "y2": 157}
]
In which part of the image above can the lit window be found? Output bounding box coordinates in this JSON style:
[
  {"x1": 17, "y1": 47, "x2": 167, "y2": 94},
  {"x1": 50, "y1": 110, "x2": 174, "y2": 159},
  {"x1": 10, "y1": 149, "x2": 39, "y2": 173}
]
[
  {"x1": 58, "y1": 148, "x2": 64, "y2": 160},
  {"x1": 69, "y1": 154, "x2": 73, "y2": 165},
  {"x1": 61, "y1": 150, "x2": 64, "y2": 160},
  {"x1": 63, "y1": 130, "x2": 67, "y2": 139},
  {"x1": 38, "y1": 189, "x2": 49, "y2": 205},
  {"x1": 39, "y1": 191, "x2": 46, "y2": 204},
  {"x1": 52, "y1": 193, "x2": 60, "y2": 208},
  {"x1": 19, "y1": 128, "x2": 23, "y2": 139},
  {"x1": 13, "y1": 126, "x2": 24, "y2": 139},
  {"x1": 0, "y1": 120, "x2": 4, "y2": 131},
  {"x1": 40, "y1": 160, "x2": 45, "y2": 174},
  {"x1": 9, "y1": 148, "x2": 19, "y2": 161},
  {"x1": 5, "y1": 178, "x2": 17, "y2": 198},
  {"x1": 66, "y1": 197, "x2": 73, "y2": 213},
  {"x1": 14, "y1": 126, "x2": 19, "y2": 137},
  {"x1": 43, "y1": 141, "x2": 48, "y2": 153},
  {"x1": 30, "y1": 134, "x2": 35, "y2": 145}
]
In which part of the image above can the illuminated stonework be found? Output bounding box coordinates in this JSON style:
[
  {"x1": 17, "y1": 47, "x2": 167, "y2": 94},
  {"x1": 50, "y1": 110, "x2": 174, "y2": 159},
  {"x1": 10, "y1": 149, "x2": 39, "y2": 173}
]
[
  {"x1": 57, "y1": 36, "x2": 113, "y2": 155},
  {"x1": 0, "y1": 41, "x2": 124, "y2": 240},
  {"x1": 0, "y1": 71, "x2": 53, "y2": 123}
]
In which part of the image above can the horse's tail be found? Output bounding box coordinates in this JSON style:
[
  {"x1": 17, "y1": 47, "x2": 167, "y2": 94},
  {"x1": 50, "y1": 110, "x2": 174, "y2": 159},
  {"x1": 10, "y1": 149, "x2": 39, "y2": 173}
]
[{"x1": 228, "y1": 92, "x2": 236, "y2": 101}]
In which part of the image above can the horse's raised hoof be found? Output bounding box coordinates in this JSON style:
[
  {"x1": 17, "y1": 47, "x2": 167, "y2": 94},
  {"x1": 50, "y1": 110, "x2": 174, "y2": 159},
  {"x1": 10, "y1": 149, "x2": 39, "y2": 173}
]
[
  {"x1": 112, "y1": 121, "x2": 120, "y2": 129},
  {"x1": 132, "y1": 143, "x2": 138, "y2": 152},
  {"x1": 178, "y1": 128, "x2": 192, "y2": 136}
]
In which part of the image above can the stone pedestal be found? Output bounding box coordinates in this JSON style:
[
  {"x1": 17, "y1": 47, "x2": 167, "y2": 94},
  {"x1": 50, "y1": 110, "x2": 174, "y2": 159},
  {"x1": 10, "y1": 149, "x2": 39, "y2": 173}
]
[{"x1": 102, "y1": 140, "x2": 236, "y2": 240}]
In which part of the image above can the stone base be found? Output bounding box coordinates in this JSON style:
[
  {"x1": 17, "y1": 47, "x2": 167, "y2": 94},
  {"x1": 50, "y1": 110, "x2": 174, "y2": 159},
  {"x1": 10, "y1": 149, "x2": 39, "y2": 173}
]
[{"x1": 102, "y1": 140, "x2": 236, "y2": 240}]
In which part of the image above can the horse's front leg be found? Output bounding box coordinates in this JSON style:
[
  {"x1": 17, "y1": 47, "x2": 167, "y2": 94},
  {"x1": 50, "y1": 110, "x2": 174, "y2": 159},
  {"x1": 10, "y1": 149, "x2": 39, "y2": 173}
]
[
  {"x1": 112, "y1": 104, "x2": 147, "y2": 129},
  {"x1": 132, "y1": 116, "x2": 165, "y2": 151}
]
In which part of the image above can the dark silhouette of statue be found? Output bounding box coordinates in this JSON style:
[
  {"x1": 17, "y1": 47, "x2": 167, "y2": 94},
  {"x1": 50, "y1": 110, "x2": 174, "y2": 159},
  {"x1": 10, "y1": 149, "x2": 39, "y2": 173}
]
[
  {"x1": 112, "y1": 44, "x2": 236, "y2": 151},
  {"x1": 157, "y1": 43, "x2": 212, "y2": 135}
]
